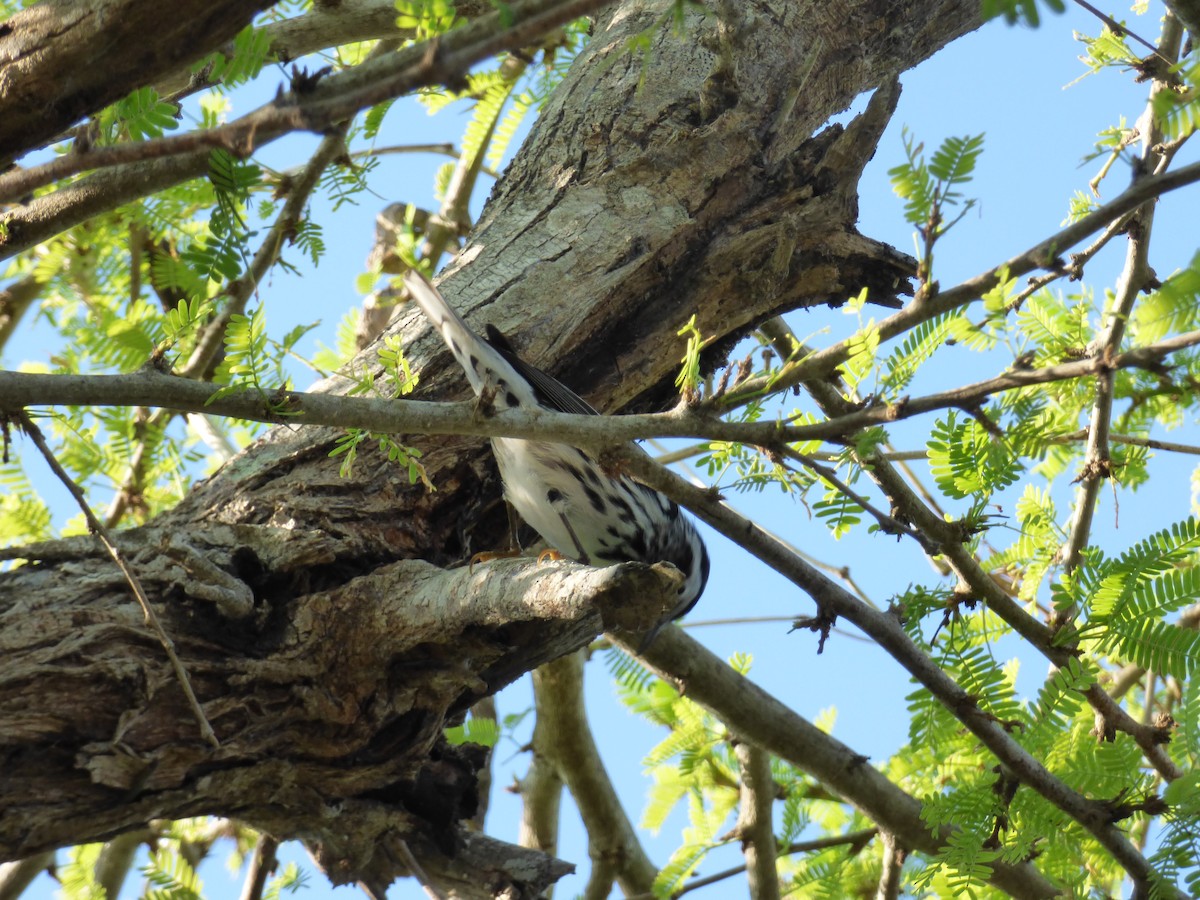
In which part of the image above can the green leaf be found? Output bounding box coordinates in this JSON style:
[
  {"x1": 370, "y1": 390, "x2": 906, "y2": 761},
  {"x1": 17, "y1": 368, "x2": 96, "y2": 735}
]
[
  {"x1": 982, "y1": 0, "x2": 1066, "y2": 27},
  {"x1": 444, "y1": 716, "x2": 500, "y2": 747},
  {"x1": 204, "y1": 24, "x2": 272, "y2": 88}
]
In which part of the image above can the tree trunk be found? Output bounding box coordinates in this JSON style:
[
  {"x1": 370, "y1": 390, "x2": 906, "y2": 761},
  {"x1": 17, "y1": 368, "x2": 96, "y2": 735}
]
[{"x1": 0, "y1": 0, "x2": 983, "y2": 893}]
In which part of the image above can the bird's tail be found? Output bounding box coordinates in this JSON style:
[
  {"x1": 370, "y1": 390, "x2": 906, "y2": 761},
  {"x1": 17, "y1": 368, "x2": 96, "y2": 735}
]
[{"x1": 403, "y1": 271, "x2": 528, "y2": 403}]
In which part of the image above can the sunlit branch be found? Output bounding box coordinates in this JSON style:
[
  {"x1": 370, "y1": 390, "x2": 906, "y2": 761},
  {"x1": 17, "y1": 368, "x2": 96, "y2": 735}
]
[
  {"x1": 515, "y1": 693, "x2": 564, "y2": 860},
  {"x1": 0, "y1": 852, "x2": 54, "y2": 899},
  {"x1": 1060, "y1": 13, "x2": 1184, "y2": 588},
  {"x1": 238, "y1": 834, "x2": 279, "y2": 900},
  {"x1": 533, "y1": 652, "x2": 658, "y2": 895},
  {"x1": 5, "y1": 326, "x2": 1200, "y2": 454},
  {"x1": 95, "y1": 829, "x2": 153, "y2": 900},
  {"x1": 0, "y1": 276, "x2": 41, "y2": 356},
  {"x1": 875, "y1": 831, "x2": 905, "y2": 900},
  {"x1": 613, "y1": 447, "x2": 1174, "y2": 892}
]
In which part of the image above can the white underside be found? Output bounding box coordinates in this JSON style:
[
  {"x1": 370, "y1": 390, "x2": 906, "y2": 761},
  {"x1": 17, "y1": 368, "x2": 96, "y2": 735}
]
[{"x1": 493, "y1": 436, "x2": 601, "y2": 559}]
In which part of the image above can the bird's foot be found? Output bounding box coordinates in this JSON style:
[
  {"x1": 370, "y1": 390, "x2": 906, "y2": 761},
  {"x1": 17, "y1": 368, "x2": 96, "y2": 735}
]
[{"x1": 468, "y1": 548, "x2": 523, "y2": 572}]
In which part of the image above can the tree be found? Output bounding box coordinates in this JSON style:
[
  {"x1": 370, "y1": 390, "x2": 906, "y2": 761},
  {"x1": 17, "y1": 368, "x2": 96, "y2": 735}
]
[{"x1": 2, "y1": 0, "x2": 1200, "y2": 897}]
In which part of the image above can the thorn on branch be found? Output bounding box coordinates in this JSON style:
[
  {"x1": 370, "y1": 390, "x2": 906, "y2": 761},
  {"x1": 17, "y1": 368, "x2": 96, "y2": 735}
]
[
  {"x1": 1152, "y1": 712, "x2": 1176, "y2": 744},
  {"x1": 884, "y1": 600, "x2": 906, "y2": 627},
  {"x1": 1010, "y1": 350, "x2": 1037, "y2": 370},
  {"x1": 791, "y1": 609, "x2": 836, "y2": 654},
  {"x1": 290, "y1": 65, "x2": 333, "y2": 95},
  {"x1": 1102, "y1": 790, "x2": 1169, "y2": 824},
  {"x1": 1066, "y1": 252, "x2": 1086, "y2": 281},
  {"x1": 912, "y1": 279, "x2": 939, "y2": 305},
  {"x1": 1092, "y1": 710, "x2": 1117, "y2": 744},
  {"x1": 1071, "y1": 457, "x2": 1115, "y2": 486},
  {"x1": 929, "y1": 590, "x2": 976, "y2": 645},
  {"x1": 885, "y1": 396, "x2": 907, "y2": 421}
]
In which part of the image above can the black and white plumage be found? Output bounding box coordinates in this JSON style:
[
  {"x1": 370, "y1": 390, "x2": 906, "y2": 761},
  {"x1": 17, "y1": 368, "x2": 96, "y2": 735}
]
[{"x1": 405, "y1": 271, "x2": 709, "y2": 635}]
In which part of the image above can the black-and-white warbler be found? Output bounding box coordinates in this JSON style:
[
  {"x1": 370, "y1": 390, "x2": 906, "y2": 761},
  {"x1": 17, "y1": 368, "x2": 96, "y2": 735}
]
[{"x1": 405, "y1": 271, "x2": 709, "y2": 637}]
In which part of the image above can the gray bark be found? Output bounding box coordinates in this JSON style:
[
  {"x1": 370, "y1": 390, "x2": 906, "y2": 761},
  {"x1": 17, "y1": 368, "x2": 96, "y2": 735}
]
[
  {"x1": 0, "y1": 0, "x2": 989, "y2": 894},
  {"x1": 0, "y1": 0, "x2": 279, "y2": 165}
]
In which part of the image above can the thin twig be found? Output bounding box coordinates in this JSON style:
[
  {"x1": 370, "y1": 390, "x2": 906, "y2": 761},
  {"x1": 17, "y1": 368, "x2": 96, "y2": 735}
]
[
  {"x1": 1050, "y1": 429, "x2": 1200, "y2": 457},
  {"x1": 646, "y1": 830, "x2": 879, "y2": 899},
  {"x1": 780, "y1": 446, "x2": 937, "y2": 553},
  {"x1": 1005, "y1": 208, "x2": 1135, "y2": 314},
  {"x1": 1059, "y1": 11, "x2": 1183, "y2": 586},
  {"x1": 1072, "y1": 0, "x2": 1175, "y2": 63},
  {"x1": 14, "y1": 411, "x2": 218, "y2": 747},
  {"x1": 238, "y1": 835, "x2": 279, "y2": 900},
  {"x1": 105, "y1": 119, "x2": 355, "y2": 527},
  {"x1": 393, "y1": 840, "x2": 446, "y2": 900}
]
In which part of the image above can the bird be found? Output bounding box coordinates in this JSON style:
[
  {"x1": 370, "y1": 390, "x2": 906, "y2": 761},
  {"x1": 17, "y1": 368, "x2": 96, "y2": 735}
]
[{"x1": 404, "y1": 270, "x2": 709, "y2": 641}]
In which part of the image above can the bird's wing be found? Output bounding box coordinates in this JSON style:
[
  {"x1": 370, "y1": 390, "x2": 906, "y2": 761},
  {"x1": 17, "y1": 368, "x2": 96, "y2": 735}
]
[
  {"x1": 405, "y1": 270, "x2": 599, "y2": 417},
  {"x1": 483, "y1": 324, "x2": 600, "y2": 418}
]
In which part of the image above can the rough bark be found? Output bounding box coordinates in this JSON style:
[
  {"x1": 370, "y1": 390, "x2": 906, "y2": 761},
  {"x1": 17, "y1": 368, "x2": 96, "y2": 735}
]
[
  {"x1": 0, "y1": 0, "x2": 987, "y2": 893},
  {"x1": 0, "y1": 0, "x2": 279, "y2": 165},
  {"x1": 0, "y1": 530, "x2": 674, "y2": 892}
]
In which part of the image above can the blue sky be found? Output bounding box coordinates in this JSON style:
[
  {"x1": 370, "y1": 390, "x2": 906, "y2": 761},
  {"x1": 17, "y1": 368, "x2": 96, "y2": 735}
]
[{"x1": 9, "y1": 2, "x2": 1200, "y2": 897}]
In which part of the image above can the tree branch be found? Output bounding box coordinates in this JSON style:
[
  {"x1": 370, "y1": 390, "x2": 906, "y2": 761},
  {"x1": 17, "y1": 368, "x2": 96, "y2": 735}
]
[
  {"x1": 732, "y1": 741, "x2": 780, "y2": 900},
  {"x1": 4, "y1": 321, "x2": 1199, "y2": 464},
  {"x1": 0, "y1": 0, "x2": 610, "y2": 204},
  {"x1": 0, "y1": 853, "x2": 53, "y2": 900},
  {"x1": 612, "y1": 628, "x2": 1061, "y2": 900},
  {"x1": 611, "y1": 452, "x2": 1177, "y2": 894},
  {"x1": 874, "y1": 832, "x2": 905, "y2": 900},
  {"x1": 0, "y1": 276, "x2": 41, "y2": 356},
  {"x1": 533, "y1": 652, "x2": 659, "y2": 896},
  {"x1": 95, "y1": 829, "x2": 154, "y2": 900},
  {"x1": 1059, "y1": 11, "x2": 1183, "y2": 586},
  {"x1": 0, "y1": 0, "x2": 276, "y2": 165},
  {"x1": 715, "y1": 156, "x2": 1200, "y2": 411}
]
